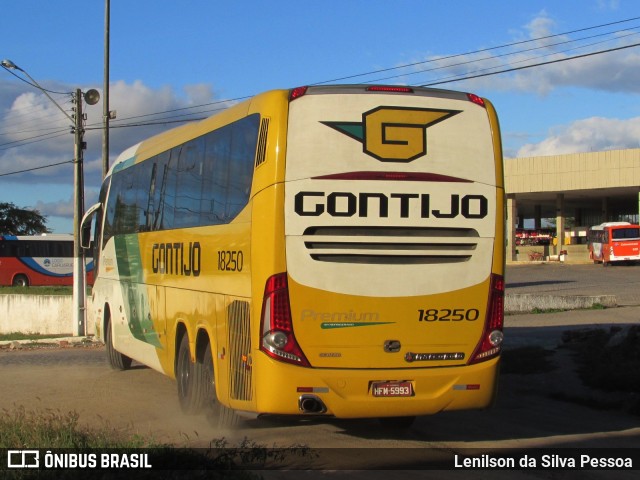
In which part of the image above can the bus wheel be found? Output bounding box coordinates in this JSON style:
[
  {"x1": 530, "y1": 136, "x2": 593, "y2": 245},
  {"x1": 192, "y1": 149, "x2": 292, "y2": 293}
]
[
  {"x1": 378, "y1": 416, "x2": 416, "y2": 429},
  {"x1": 177, "y1": 334, "x2": 205, "y2": 414},
  {"x1": 12, "y1": 275, "x2": 28, "y2": 287},
  {"x1": 105, "y1": 318, "x2": 132, "y2": 370},
  {"x1": 199, "y1": 342, "x2": 240, "y2": 428}
]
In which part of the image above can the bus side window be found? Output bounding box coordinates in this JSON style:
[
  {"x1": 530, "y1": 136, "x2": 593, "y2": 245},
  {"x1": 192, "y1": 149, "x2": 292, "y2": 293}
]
[{"x1": 175, "y1": 137, "x2": 205, "y2": 228}]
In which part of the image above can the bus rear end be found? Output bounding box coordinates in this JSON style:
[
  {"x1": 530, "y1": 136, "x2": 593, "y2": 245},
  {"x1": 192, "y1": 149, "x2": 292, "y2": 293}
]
[
  {"x1": 255, "y1": 85, "x2": 504, "y2": 420},
  {"x1": 590, "y1": 222, "x2": 640, "y2": 265},
  {"x1": 609, "y1": 224, "x2": 640, "y2": 263}
]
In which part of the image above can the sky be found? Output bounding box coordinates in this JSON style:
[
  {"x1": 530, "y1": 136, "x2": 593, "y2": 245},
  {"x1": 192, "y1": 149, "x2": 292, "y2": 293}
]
[{"x1": 1, "y1": 0, "x2": 639, "y2": 233}]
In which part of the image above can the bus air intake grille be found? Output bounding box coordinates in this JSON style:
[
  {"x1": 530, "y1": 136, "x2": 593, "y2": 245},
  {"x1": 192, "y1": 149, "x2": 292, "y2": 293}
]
[
  {"x1": 302, "y1": 226, "x2": 478, "y2": 265},
  {"x1": 254, "y1": 118, "x2": 270, "y2": 168},
  {"x1": 228, "y1": 300, "x2": 253, "y2": 401}
]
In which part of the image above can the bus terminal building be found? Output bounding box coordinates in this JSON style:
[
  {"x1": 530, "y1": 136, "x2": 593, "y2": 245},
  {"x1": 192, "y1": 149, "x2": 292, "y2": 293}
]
[{"x1": 505, "y1": 148, "x2": 640, "y2": 263}]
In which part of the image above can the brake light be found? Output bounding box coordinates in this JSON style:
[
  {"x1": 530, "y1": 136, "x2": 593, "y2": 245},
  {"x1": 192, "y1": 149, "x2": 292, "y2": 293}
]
[
  {"x1": 289, "y1": 86, "x2": 308, "y2": 101},
  {"x1": 469, "y1": 274, "x2": 504, "y2": 364},
  {"x1": 366, "y1": 86, "x2": 414, "y2": 93},
  {"x1": 467, "y1": 93, "x2": 486, "y2": 108},
  {"x1": 260, "y1": 273, "x2": 310, "y2": 367}
]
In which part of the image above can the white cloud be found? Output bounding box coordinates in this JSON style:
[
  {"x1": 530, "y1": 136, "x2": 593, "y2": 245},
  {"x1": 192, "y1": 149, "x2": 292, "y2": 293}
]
[
  {"x1": 516, "y1": 116, "x2": 640, "y2": 157},
  {"x1": 0, "y1": 79, "x2": 221, "y2": 181},
  {"x1": 0, "y1": 78, "x2": 222, "y2": 227},
  {"x1": 411, "y1": 11, "x2": 640, "y2": 96},
  {"x1": 597, "y1": 0, "x2": 620, "y2": 11},
  {"x1": 524, "y1": 10, "x2": 557, "y2": 42}
]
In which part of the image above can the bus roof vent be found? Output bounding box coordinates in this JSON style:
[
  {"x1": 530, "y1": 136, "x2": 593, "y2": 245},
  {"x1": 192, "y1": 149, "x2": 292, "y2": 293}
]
[{"x1": 254, "y1": 117, "x2": 270, "y2": 168}]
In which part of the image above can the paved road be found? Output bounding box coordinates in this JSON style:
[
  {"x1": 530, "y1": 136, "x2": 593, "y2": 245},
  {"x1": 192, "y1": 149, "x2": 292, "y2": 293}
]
[
  {"x1": 506, "y1": 262, "x2": 640, "y2": 306},
  {"x1": 2, "y1": 264, "x2": 639, "y2": 477},
  {"x1": 2, "y1": 339, "x2": 638, "y2": 476}
]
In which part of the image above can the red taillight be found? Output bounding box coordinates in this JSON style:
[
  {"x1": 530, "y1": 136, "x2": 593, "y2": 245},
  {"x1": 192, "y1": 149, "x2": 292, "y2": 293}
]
[
  {"x1": 289, "y1": 86, "x2": 308, "y2": 101},
  {"x1": 260, "y1": 273, "x2": 310, "y2": 367},
  {"x1": 469, "y1": 274, "x2": 504, "y2": 364},
  {"x1": 467, "y1": 93, "x2": 486, "y2": 108},
  {"x1": 366, "y1": 86, "x2": 414, "y2": 94}
]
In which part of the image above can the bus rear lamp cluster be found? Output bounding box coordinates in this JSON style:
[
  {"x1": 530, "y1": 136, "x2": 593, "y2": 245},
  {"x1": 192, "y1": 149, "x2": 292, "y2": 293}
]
[
  {"x1": 289, "y1": 86, "x2": 308, "y2": 101},
  {"x1": 467, "y1": 93, "x2": 486, "y2": 108},
  {"x1": 469, "y1": 274, "x2": 504, "y2": 364},
  {"x1": 260, "y1": 273, "x2": 311, "y2": 367}
]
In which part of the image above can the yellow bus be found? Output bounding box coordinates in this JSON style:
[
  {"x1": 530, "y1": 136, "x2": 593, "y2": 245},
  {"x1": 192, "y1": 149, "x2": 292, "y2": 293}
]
[{"x1": 83, "y1": 85, "x2": 505, "y2": 427}]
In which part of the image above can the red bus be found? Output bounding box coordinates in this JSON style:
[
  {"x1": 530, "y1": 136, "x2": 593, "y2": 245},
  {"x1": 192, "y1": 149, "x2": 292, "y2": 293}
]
[
  {"x1": 587, "y1": 222, "x2": 640, "y2": 266},
  {"x1": 0, "y1": 234, "x2": 94, "y2": 286}
]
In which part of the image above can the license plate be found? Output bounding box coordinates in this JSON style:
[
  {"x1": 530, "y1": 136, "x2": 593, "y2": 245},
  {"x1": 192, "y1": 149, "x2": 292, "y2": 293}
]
[{"x1": 371, "y1": 381, "x2": 414, "y2": 397}]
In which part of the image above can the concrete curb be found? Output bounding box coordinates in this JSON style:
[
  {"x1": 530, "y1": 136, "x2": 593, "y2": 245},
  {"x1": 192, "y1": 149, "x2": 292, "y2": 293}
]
[
  {"x1": 1, "y1": 293, "x2": 620, "y2": 346},
  {"x1": 0, "y1": 336, "x2": 99, "y2": 349},
  {"x1": 505, "y1": 293, "x2": 617, "y2": 313}
]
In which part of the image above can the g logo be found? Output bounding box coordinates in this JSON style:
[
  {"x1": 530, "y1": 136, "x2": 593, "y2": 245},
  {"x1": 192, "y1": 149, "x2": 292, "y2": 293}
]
[{"x1": 323, "y1": 106, "x2": 460, "y2": 163}]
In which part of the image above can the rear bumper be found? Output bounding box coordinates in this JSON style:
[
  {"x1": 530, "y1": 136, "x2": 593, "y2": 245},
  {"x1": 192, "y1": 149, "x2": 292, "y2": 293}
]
[{"x1": 251, "y1": 352, "x2": 500, "y2": 418}]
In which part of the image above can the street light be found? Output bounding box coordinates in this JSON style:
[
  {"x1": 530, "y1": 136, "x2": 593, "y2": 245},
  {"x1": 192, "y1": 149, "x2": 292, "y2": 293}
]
[{"x1": 1, "y1": 59, "x2": 100, "y2": 336}]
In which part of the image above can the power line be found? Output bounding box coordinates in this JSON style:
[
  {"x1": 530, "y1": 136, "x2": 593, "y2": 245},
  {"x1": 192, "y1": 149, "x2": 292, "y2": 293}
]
[
  {"x1": 0, "y1": 130, "x2": 69, "y2": 152},
  {"x1": 2, "y1": 16, "x2": 640, "y2": 178},
  {"x1": 1, "y1": 17, "x2": 636, "y2": 139},
  {"x1": 311, "y1": 15, "x2": 640, "y2": 85},
  {"x1": 0, "y1": 159, "x2": 73, "y2": 177},
  {"x1": 1, "y1": 64, "x2": 72, "y2": 96},
  {"x1": 419, "y1": 41, "x2": 640, "y2": 87},
  {"x1": 91, "y1": 16, "x2": 640, "y2": 127},
  {"x1": 364, "y1": 27, "x2": 640, "y2": 85},
  {"x1": 109, "y1": 96, "x2": 248, "y2": 124}
]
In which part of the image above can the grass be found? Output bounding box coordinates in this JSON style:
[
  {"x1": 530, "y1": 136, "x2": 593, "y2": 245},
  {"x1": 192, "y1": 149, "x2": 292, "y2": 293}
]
[
  {"x1": 0, "y1": 286, "x2": 74, "y2": 295},
  {"x1": 528, "y1": 303, "x2": 607, "y2": 315},
  {"x1": 0, "y1": 405, "x2": 314, "y2": 478},
  {"x1": 0, "y1": 405, "x2": 155, "y2": 450}
]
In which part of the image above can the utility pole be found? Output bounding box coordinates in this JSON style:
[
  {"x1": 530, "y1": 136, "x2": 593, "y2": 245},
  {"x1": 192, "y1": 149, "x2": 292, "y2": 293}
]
[
  {"x1": 73, "y1": 89, "x2": 86, "y2": 336},
  {"x1": 102, "y1": 0, "x2": 110, "y2": 178},
  {"x1": 0, "y1": 60, "x2": 99, "y2": 337}
]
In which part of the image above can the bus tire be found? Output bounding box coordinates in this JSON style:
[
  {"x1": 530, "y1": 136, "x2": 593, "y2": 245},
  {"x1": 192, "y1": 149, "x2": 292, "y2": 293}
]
[
  {"x1": 177, "y1": 334, "x2": 206, "y2": 414},
  {"x1": 105, "y1": 317, "x2": 132, "y2": 370},
  {"x1": 199, "y1": 342, "x2": 240, "y2": 428},
  {"x1": 12, "y1": 274, "x2": 29, "y2": 287}
]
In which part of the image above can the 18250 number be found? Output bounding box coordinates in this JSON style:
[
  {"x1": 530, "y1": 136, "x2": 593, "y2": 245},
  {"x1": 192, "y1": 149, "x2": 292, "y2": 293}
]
[
  {"x1": 418, "y1": 308, "x2": 479, "y2": 322},
  {"x1": 217, "y1": 250, "x2": 244, "y2": 272}
]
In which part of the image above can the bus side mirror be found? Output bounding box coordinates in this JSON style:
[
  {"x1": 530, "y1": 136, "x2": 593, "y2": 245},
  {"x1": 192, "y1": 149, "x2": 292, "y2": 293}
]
[
  {"x1": 81, "y1": 223, "x2": 92, "y2": 250},
  {"x1": 80, "y1": 202, "x2": 102, "y2": 250}
]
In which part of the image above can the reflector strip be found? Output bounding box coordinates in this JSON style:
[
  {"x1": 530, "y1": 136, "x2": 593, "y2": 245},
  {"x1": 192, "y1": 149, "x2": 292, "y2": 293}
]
[{"x1": 297, "y1": 387, "x2": 329, "y2": 393}]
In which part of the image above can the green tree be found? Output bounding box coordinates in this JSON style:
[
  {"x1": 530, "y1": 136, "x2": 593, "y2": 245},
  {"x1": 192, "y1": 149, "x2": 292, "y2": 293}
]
[{"x1": 0, "y1": 202, "x2": 50, "y2": 235}]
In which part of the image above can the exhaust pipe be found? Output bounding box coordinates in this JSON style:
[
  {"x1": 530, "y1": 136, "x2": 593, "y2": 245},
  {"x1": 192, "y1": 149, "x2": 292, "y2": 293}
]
[{"x1": 298, "y1": 394, "x2": 327, "y2": 414}]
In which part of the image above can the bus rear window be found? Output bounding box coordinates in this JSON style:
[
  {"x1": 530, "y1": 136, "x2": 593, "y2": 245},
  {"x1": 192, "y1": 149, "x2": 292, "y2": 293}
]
[{"x1": 612, "y1": 228, "x2": 640, "y2": 240}]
